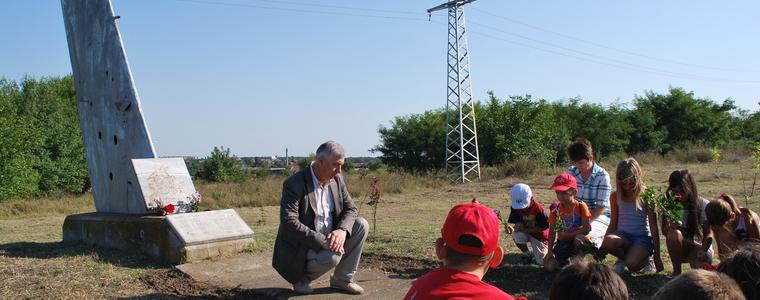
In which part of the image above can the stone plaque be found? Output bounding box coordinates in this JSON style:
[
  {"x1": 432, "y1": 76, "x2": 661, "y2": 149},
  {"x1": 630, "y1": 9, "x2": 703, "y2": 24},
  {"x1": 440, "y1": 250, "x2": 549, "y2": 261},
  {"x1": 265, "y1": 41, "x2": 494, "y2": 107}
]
[
  {"x1": 132, "y1": 158, "x2": 195, "y2": 210},
  {"x1": 166, "y1": 209, "x2": 254, "y2": 246}
]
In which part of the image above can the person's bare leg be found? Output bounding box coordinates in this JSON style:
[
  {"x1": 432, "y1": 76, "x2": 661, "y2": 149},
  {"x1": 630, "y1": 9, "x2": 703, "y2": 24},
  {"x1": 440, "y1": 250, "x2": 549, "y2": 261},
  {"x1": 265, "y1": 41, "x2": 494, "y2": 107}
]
[
  {"x1": 601, "y1": 235, "x2": 628, "y2": 259},
  {"x1": 666, "y1": 228, "x2": 685, "y2": 275},
  {"x1": 624, "y1": 245, "x2": 651, "y2": 271}
]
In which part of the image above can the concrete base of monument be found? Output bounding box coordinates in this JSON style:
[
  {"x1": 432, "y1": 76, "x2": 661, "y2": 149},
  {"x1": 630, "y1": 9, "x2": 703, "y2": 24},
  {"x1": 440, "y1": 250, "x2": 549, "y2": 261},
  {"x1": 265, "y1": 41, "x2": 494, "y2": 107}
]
[
  {"x1": 176, "y1": 252, "x2": 414, "y2": 299},
  {"x1": 62, "y1": 212, "x2": 254, "y2": 265}
]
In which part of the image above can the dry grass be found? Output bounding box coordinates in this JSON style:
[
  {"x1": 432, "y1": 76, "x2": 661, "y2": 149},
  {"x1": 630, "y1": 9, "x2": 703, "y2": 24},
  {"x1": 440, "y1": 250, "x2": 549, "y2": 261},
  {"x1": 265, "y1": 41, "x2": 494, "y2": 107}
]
[
  {"x1": 0, "y1": 215, "x2": 162, "y2": 299},
  {"x1": 3, "y1": 158, "x2": 760, "y2": 298},
  {"x1": 0, "y1": 194, "x2": 94, "y2": 219},
  {"x1": 196, "y1": 170, "x2": 448, "y2": 211}
]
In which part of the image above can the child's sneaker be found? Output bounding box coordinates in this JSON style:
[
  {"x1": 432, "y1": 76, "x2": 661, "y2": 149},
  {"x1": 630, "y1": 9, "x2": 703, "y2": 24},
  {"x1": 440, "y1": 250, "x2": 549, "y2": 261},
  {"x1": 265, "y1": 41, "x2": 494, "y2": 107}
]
[
  {"x1": 613, "y1": 259, "x2": 626, "y2": 275},
  {"x1": 638, "y1": 257, "x2": 656, "y2": 273}
]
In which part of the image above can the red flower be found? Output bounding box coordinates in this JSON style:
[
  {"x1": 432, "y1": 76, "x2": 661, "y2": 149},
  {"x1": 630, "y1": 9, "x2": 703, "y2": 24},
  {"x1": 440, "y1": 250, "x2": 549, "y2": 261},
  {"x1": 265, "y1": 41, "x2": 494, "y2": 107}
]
[{"x1": 164, "y1": 204, "x2": 176, "y2": 214}]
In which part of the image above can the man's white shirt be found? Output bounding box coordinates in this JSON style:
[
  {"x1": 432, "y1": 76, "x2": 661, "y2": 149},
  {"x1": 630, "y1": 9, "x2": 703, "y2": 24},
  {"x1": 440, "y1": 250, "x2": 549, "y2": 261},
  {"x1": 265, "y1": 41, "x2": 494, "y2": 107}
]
[{"x1": 310, "y1": 163, "x2": 335, "y2": 237}]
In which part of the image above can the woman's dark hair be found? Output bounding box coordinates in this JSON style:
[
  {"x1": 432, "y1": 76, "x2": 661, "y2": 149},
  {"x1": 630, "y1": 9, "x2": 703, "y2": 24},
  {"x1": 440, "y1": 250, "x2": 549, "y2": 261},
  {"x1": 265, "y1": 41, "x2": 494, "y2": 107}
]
[{"x1": 668, "y1": 169, "x2": 701, "y2": 240}]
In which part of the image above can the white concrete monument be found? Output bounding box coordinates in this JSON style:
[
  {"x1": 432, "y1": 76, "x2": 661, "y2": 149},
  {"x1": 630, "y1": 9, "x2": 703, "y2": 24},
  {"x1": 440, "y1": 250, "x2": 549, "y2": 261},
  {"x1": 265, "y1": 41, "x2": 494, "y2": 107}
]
[{"x1": 60, "y1": 0, "x2": 253, "y2": 264}]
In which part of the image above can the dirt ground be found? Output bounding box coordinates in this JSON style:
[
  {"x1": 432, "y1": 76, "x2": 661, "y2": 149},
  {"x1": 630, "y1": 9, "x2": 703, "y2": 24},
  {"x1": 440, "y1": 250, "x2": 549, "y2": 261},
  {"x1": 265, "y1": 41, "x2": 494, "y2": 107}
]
[
  {"x1": 133, "y1": 251, "x2": 670, "y2": 299},
  {"x1": 2, "y1": 159, "x2": 757, "y2": 299}
]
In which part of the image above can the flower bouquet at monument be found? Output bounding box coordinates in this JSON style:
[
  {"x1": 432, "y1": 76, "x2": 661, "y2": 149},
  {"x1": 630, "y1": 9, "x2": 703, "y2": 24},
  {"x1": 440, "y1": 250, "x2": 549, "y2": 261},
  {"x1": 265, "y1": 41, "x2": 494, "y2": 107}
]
[
  {"x1": 180, "y1": 191, "x2": 202, "y2": 213},
  {"x1": 149, "y1": 192, "x2": 202, "y2": 215},
  {"x1": 150, "y1": 199, "x2": 176, "y2": 216}
]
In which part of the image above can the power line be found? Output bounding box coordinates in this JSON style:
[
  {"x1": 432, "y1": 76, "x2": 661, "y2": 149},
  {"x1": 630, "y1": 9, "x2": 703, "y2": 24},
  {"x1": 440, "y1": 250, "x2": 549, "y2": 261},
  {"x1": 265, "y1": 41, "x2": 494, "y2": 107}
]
[
  {"x1": 169, "y1": 0, "x2": 433, "y2": 22},
  {"x1": 162, "y1": 0, "x2": 760, "y2": 83},
  {"x1": 466, "y1": 20, "x2": 760, "y2": 83},
  {"x1": 245, "y1": 0, "x2": 427, "y2": 16},
  {"x1": 470, "y1": 7, "x2": 760, "y2": 73},
  {"x1": 426, "y1": 18, "x2": 760, "y2": 83}
]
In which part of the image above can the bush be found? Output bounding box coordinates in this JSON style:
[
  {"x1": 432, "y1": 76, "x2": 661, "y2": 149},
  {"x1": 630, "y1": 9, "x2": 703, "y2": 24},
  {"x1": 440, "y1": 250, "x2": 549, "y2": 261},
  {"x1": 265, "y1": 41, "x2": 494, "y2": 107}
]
[
  {"x1": 721, "y1": 140, "x2": 754, "y2": 163},
  {"x1": 631, "y1": 151, "x2": 667, "y2": 166},
  {"x1": 0, "y1": 76, "x2": 87, "y2": 201},
  {"x1": 499, "y1": 157, "x2": 544, "y2": 178},
  {"x1": 297, "y1": 153, "x2": 315, "y2": 169},
  {"x1": 200, "y1": 146, "x2": 246, "y2": 182},
  {"x1": 667, "y1": 146, "x2": 714, "y2": 163},
  {"x1": 375, "y1": 88, "x2": 748, "y2": 174},
  {"x1": 252, "y1": 167, "x2": 270, "y2": 178}
]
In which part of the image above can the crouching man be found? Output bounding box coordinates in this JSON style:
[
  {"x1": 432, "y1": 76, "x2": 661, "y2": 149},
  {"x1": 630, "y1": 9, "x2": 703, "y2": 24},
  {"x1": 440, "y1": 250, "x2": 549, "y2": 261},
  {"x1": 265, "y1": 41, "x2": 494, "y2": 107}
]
[{"x1": 272, "y1": 141, "x2": 368, "y2": 294}]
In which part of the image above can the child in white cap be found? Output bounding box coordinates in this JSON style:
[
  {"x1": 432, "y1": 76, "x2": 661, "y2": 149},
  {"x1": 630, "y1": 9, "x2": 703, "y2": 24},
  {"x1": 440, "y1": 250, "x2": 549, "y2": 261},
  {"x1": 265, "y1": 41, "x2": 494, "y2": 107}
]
[{"x1": 506, "y1": 183, "x2": 550, "y2": 265}]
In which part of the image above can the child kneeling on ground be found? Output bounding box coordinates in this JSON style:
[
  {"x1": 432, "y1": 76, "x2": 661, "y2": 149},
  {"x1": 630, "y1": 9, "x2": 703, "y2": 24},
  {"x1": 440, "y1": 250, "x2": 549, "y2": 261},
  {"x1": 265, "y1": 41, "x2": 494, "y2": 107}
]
[
  {"x1": 544, "y1": 173, "x2": 592, "y2": 272},
  {"x1": 705, "y1": 193, "x2": 760, "y2": 259},
  {"x1": 506, "y1": 183, "x2": 550, "y2": 265},
  {"x1": 662, "y1": 170, "x2": 714, "y2": 276},
  {"x1": 403, "y1": 199, "x2": 526, "y2": 300},
  {"x1": 601, "y1": 158, "x2": 664, "y2": 274}
]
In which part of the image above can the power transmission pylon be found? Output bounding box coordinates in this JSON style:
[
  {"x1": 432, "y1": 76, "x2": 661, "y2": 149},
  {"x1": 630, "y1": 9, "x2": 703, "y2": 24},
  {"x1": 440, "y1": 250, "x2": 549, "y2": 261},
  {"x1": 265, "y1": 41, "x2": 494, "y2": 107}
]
[{"x1": 428, "y1": 0, "x2": 480, "y2": 183}]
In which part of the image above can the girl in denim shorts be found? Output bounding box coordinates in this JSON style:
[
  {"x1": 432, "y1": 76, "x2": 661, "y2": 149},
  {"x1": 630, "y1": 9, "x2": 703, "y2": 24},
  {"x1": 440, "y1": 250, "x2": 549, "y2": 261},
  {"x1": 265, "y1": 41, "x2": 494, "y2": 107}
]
[{"x1": 600, "y1": 158, "x2": 664, "y2": 274}]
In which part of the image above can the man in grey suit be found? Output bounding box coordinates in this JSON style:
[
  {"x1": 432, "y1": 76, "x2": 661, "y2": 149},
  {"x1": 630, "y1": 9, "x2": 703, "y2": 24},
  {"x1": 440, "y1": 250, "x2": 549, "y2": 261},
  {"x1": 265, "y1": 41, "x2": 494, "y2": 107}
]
[{"x1": 272, "y1": 141, "x2": 368, "y2": 294}]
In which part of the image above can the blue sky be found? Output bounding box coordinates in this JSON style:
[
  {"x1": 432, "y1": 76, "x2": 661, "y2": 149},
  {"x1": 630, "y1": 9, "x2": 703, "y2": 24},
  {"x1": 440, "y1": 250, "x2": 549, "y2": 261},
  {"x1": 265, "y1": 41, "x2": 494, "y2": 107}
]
[{"x1": 2, "y1": 0, "x2": 759, "y2": 157}]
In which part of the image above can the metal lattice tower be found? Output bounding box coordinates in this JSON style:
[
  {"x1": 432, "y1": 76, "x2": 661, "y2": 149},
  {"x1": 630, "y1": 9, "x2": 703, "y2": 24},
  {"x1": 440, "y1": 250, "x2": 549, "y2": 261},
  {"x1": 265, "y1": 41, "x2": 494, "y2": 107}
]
[{"x1": 428, "y1": 0, "x2": 480, "y2": 183}]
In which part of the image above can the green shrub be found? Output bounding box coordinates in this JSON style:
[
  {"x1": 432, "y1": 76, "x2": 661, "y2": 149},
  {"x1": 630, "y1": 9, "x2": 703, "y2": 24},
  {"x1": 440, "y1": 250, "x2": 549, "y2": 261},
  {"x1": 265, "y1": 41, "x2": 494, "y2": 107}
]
[{"x1": 200, "y1": 146, "x2": 246, "y2": 182}]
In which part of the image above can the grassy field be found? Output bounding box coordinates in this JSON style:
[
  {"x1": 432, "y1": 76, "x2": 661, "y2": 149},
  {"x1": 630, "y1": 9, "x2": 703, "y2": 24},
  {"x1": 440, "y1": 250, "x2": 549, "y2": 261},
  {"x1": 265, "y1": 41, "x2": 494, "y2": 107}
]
[{"x1": 1, "y1": 156, "x2": 759, "y2": 299}]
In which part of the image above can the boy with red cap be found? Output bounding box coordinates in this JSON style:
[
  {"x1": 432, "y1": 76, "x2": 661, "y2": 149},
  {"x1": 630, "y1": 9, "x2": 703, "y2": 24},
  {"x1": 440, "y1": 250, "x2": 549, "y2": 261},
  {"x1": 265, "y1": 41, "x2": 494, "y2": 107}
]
[
  {"x1": 403, "y1": 199, "x2": 525, "y2": 300},
  {"x1": 544, "y1": 173, "x2": 592, "y2": 271}
]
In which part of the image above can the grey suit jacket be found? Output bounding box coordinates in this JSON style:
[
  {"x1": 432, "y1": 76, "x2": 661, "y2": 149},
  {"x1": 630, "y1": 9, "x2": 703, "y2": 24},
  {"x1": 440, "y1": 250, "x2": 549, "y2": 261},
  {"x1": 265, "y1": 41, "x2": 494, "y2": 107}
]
[{"x1": 271, "y1": 166, "x2": 358, "y2": 284}]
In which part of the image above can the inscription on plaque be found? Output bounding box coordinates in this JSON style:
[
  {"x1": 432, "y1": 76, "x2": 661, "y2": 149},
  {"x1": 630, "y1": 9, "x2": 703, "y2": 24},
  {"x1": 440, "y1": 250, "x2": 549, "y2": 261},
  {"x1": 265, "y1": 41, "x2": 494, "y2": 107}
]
[
  {"x1": 132, "y1": 158, "x2": 195, "y2": 209},
  {"x1": 166, "y1": 209, "x2": 254, "y2": 245}
]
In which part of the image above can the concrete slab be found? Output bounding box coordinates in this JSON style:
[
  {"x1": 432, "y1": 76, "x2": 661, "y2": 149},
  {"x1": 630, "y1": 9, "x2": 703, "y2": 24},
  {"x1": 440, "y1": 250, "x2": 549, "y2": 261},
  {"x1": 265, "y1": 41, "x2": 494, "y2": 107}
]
[
  {"x1": 176, "y1": 253, "x2": 414, "y2": 299},
  {"x1": 63, "y1": 212, "x2": 253, "y2": 265}
]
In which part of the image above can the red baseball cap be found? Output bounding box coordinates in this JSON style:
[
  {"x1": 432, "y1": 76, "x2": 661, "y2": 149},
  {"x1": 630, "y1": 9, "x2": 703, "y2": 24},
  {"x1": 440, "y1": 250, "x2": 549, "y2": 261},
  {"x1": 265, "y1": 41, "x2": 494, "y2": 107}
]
[
  {"x1": 441, "y1": 199, "x2": 500, "y2": 256},
  {"x1": 549, "y1": 173, "x2": 577, "y2": 191}
]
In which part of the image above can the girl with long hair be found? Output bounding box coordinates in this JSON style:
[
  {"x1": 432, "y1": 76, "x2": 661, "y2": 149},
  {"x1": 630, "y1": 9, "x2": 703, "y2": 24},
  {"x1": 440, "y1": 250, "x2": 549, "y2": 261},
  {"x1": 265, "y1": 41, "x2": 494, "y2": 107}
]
[
  {"x1": 601, "y1": 158, "x2": 664, "y2": 274},
  {"x1": 663, "y1": 169, "x2": 713, "y2": 276}
]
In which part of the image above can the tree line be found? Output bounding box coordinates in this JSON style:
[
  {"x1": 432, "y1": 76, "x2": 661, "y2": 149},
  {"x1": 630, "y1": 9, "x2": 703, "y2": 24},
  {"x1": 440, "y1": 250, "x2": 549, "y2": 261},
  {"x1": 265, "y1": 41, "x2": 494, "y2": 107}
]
[
  {"x1": 374, "y1": 88, "x2": 760, "y2": 173},
  {"x1": 0, "y1": 76, "x2": 87, "y2": 201},
  {"x1": 0, "y1": 75, "x2": 387, "y2": 201},
  {"x1": 2, "y1": 75, "x2": 759, "y2": 200}
]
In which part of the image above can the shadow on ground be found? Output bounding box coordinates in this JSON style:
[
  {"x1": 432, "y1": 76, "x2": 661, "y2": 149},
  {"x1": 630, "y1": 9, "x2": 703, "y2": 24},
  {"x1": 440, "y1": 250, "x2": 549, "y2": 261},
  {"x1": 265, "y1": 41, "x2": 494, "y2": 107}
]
[
  {"x1": 134, "y1": 268, "x2": 376, "y2": 299},
  {"x1": 1, "y1": 242, "x2": 672, "y2": 299},
  {"x1": 0, "y1": 241, "x2": 168, "y2": 269}
]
